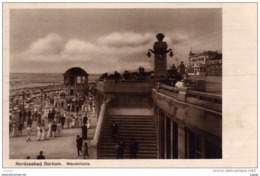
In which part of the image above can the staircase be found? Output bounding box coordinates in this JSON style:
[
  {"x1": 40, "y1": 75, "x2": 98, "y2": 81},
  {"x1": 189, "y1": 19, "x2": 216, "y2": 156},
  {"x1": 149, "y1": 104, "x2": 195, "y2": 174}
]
[{"x1": 99, "y1": 115, "x2": 157, "y2": 159}]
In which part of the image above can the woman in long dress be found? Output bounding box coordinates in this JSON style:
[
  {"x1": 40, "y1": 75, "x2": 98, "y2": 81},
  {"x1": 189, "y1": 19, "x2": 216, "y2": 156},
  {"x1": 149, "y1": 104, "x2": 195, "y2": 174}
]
[
  {"x1": 74, "y1": 115, "x2": 79, "y2": 128},
  {"x1": 78, "y1": 114, "x2": 82, "y2": 127},
  {"x1": 11, "y1": 120, "x2": 17, "y2": 137},
  {"x1": 56, "y1": 121, "x2": 62, "y2": 137},
  {"x1": 71, "y1": 116, "x2": 75, "y2": 128},
  {"x1": 82, "y1": 142, "x2": 89, "y2": 159},
  {"x1": 87, "y1": 117, "x2": 91, "y2": 129},
  {"x1": 36, "y1": 122, "x2": 42, "y2": 141},
  {"x1": 40, "y1": 120, "x2": 46, "y2": 141},
  {"x1": 47, "y1": 121, "x2": 53, "y2": 138}
]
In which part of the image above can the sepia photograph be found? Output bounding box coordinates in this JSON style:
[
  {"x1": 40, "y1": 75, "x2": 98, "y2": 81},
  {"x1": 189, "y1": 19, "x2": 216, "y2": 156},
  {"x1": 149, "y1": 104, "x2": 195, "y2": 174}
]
[{"x1": 2, "y1": 2, "x2": 257, "y2": 170}]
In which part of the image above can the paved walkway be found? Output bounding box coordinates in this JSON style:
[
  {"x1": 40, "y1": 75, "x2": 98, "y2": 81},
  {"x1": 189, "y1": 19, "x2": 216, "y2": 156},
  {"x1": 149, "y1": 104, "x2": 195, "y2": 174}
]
[{"x1": 9, "y1": 111, "x2": 97, "y2": 160}]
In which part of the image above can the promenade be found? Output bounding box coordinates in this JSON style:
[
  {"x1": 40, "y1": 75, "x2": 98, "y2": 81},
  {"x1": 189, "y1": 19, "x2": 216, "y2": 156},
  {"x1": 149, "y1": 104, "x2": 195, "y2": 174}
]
[{"x1": 9, "y1": 95, "x2": 97, "y2": 160}]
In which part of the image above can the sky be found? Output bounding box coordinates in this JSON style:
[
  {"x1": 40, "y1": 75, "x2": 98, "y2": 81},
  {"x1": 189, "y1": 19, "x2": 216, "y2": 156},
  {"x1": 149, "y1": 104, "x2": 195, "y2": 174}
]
[{"x1": 10, "y1": 8, "x2": 222, "y2": 74}]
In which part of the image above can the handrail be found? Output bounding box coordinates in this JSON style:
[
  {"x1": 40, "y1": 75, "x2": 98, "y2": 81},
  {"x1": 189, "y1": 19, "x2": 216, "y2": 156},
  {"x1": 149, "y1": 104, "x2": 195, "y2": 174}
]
[
  {"x1": 188, "y1": 90, "x2": 222, "y2": 100},
  {"x1": 159, "y1": 84, "x2": 179, "y2": 93},
  {"x1": 93, "y1": 99, "x2": 110, "y2": 141},
  {"x1": 154, "y1": 84, "x2": 222, "y2": 111},
  {"x1": 89, "y1": 98, "x2": 111, "y2": 159}
]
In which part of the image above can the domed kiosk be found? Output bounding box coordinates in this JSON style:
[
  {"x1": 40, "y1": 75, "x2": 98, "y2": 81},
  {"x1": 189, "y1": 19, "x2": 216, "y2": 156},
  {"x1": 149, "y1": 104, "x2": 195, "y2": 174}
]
[{"x1": 63, "y1": 67, "x2": 88, "y2": 96}]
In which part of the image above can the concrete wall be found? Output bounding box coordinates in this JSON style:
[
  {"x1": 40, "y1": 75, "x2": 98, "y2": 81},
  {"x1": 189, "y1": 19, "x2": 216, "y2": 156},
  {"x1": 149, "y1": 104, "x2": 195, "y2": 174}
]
[
  {"x1": 97, "y1": 81, "x2": 153, "y2": 108},
  {"x1": 152, "y1": 89, "x2": 221, "y2": 138}
]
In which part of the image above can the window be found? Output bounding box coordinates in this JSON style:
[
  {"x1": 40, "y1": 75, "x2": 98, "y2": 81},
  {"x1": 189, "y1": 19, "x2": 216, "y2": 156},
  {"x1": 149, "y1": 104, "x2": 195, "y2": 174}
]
[
  {"x1": 64, "y1": 77, "x2": 70, "y2": 85},
  {"x1": 77, "y1": 77, "x2": 81, "y2": 84}
]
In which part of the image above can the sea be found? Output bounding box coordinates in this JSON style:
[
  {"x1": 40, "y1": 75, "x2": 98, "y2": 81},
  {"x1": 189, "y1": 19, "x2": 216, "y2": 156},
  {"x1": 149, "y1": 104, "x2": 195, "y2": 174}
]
[{"x1": 10, "y1": 73, "x2": 101, "y2": 91}]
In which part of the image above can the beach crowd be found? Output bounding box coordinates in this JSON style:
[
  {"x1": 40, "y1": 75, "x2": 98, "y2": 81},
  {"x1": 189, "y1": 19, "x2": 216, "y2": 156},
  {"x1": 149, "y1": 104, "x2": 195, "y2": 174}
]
[{"x1": 9, "y1": 90, "x2": 96, "y2": 159}]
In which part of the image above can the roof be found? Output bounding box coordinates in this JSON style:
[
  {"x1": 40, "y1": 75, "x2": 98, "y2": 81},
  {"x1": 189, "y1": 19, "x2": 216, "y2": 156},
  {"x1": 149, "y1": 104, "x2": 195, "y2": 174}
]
[
  {"x1": 63, "y1": 67, "x2": 88, "y2": 76},
  {"x1": 210, "y1": 54, "x2": 222, "y2": 60}
]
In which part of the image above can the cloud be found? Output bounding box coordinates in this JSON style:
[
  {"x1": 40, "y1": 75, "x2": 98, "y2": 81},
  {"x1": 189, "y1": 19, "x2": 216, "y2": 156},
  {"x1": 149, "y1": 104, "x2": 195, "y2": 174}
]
[
  {"x1": 29, "y1": 33, "x2": 64, "y2": 56},
  {"x1": 10, "y1": 31, "x2": 221, "y2": 73},
  {"x1": 97, "y1": 32, "x2": 154, "y2": 47}
]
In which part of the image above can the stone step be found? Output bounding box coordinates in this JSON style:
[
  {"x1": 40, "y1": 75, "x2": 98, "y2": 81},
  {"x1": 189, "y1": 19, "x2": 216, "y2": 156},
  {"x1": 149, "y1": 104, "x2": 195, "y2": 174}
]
[
  {"x1": 99, "y1": 146, "x2": 157, "y2": 151},
  {"x1": 101, "y1": 132, "x2": 156, "y2": 138},
  {"x1": 99, "y1": 155, "x2": 157, "y2": 159},
  {"x1": 103, "y1": 128, "x2": 155, "y2": 132},
  {"x1": 104, "y1": 122, "x2": 155, "y2": 126},
  {"x1": 105, "y1": 117, "x2": 154, "y2": 121},
  {"x1": 106, "y1": 115, "x2": 153, "y2": 118},
  {"x1": 99, "y1": 114, "x2": 157, "y2": 159},
  {"x1": 99, "y1": 150, "x2": 157, "y2": 155},
  {"x1": 101, "y1": 136, "x2": 157, "y2": 141},
  {"x1": 103, "y1": 124, "x2": 155, "y2": 128},
  {"x1": 105, "y1": 121, "x2": 154, "y2": 125}
]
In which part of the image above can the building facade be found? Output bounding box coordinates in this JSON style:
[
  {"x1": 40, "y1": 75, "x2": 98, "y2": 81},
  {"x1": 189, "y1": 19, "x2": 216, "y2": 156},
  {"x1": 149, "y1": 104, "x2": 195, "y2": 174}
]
[
  {"x1": 63, "y1": 67, "x2": 88, "y2": 96},
  {"x1": 187, "y1": 51, "x2": 222, "y2": 76}
]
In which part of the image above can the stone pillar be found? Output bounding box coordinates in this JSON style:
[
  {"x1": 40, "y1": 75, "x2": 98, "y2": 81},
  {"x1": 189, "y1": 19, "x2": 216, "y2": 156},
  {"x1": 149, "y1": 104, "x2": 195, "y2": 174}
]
[
  {"x1": 147, "y1": 33, "x2": 173, "y2": 80},
  {"x1": 177, "y1": 87, "x2": 189, "y2": 102},
  {"x1": 153, "y1": 35, "x2": 167, "y2": 79},
  {"x1": 178, "y1": 125, "x2": 186, "y2": 159}
]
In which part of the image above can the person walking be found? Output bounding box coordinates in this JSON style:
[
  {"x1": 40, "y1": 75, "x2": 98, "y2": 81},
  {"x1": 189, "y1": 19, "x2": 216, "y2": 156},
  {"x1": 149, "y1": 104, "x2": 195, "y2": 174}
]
[
  {"x1": 76, "y1": 104, "x2": 80, "y2": 115},
  {"x1": 111, "y1": 121, "x2": 118, "y2": 140},
  {"x1": 28, "y1": 109, "x2": 32, "y2": 121},
  {"x1": 56, "y1": 121, "x2": 62, "y2": 137},
  {"x1": 47, "y1": 121, "x2": 53, "y2": 138},
  {"x1": 74, "y1": 115, "x2": 79, "y2": 128},
  {"x1": 19, "y1": 110, "x2": 23, "y2": 123},
  {"x1": 60, "y1": 114, "x2": 65, "y2": 129},
  {"x1": 118, "y1": 139, "x2": 125, "y2": 159},
  {"x1": 82, "y1": 142, "x2": 89, "y2": 159},
  {"x1": 51, "y1": 121, "x2": 57, "y2": 137},
  {"x1": 71, "y1": 116, "x2": 75, "y2": 128},
  {"x1": 22, "y1": 110, "x2": 27, "y2": 126},
  {"x1": 26, "y1": 124, "x2": 32, "y2": 142},
  {"x1": 27, "y1": 116, "x2": 33, "y2": 128},
  {"x1": 66, "y1": 114, "x2": 71, "y2": 129},
  {"x1": 18, "y1": 122, "x2": 23, "y2": 137},
  {"x1": 78, "y1": 114, "x2": 82, "y2": 127},
  {"x1": 36, "y1": 121, "x2": 42, "y2": 141},
  {"x1": 76, "y1": 135, "x2": 83, "y2": 157},
  {"x1": 40, "y1": 120, "x2": 46, "y2": 141},
  {"x1": 83, "y1": 114, "x2": 88, "y2": 125},
  {"x1": 129, "y1": 138, "x2": 138, "y2": 159},
  {"x1": 82, "y1": 123, "x2": 88, "y2": 140},
  {"x1": 11, "y1": 120, "x2": 17, "y2": 137},
  {"x1": 115, "y1": 142, "x2": 124, "y2": 159}
]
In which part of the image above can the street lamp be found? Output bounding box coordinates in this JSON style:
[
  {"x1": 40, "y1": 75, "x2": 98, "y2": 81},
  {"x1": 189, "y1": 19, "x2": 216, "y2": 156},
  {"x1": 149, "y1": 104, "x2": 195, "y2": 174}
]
[{"x1": 147, "y1": 33, "x2": 174, "y2": 59}]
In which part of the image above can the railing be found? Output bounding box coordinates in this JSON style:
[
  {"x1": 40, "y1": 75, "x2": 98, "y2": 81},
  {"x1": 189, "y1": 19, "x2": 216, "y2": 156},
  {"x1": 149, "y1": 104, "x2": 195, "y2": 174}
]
[
  {"x1": 155, "y1": 84, "x2": 222, "y2": 112},
  {"x1": 89, "y1": 97, "x2": 111, "y2": 159},
  {"x1": 186, "y1": 90, "x2": 222, "y2": 112},
  {"x1": 158, "y1": 85, "x2": 179, "y2": 98}
]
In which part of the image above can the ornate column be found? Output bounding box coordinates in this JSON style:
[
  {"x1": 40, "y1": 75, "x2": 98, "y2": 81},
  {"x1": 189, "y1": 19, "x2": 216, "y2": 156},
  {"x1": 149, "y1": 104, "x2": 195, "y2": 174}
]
[{"x1": 147, "y1": 33, "x2": 173, "y2": 80}]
